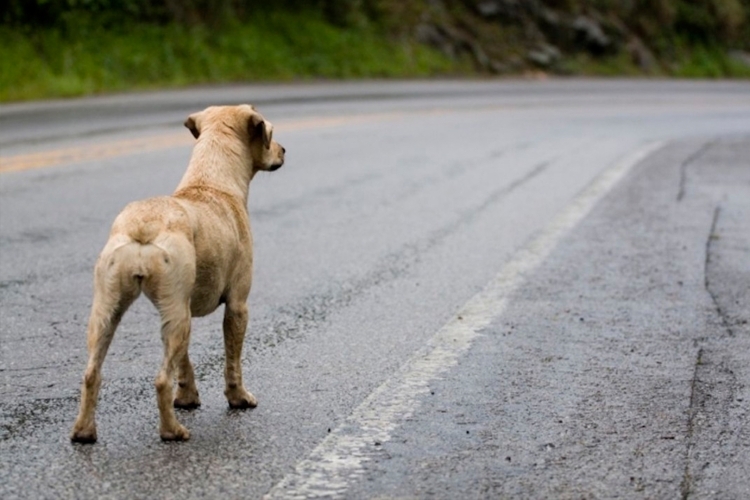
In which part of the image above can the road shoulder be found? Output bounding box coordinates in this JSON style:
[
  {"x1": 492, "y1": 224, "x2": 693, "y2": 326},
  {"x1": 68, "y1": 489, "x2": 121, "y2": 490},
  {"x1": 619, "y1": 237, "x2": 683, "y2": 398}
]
[{"x1": 275, "y1": 136, "x2": 750, "y2": 498}]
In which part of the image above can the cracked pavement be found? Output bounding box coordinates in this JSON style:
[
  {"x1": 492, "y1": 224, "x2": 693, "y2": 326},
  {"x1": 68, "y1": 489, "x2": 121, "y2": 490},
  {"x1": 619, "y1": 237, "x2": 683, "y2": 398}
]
[
  {"x1": 339, "y1": 137, "x2": 750, "y2": 499},
  {"x1": 0, "y1": 81, "x2": 749, "y2": 499}
]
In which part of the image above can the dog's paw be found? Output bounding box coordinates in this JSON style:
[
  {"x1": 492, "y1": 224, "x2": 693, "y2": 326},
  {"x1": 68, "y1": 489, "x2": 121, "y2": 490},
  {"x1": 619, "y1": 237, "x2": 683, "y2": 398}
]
[
  {"x1": 174, "y1": 398, "x2": 201, "y2": 410},
  {"x1": 70, "y1": 425, "x2": 97, "y2": 444},
  {"x1": 174, "y1": 392, "x2": 201, "y2": 410},
  {"x1": 226, "y1": 388, "x2": 258, "y2": 409},
  {"x1": 160, "y1": 424, "x2": 190, "y2": 442},
  {"x1": 174, "y1": 381, "x2": 201, "y2": 409}
]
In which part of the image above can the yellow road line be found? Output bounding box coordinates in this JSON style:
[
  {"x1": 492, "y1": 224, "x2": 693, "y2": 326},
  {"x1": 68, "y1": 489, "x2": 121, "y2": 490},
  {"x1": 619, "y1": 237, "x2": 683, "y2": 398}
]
[
  {"x1": 0, "y1": 112, "x2": 407, "y2": 174},
  {"x1": 0, "y1": 133, "x2": 190, "y2": 174}
]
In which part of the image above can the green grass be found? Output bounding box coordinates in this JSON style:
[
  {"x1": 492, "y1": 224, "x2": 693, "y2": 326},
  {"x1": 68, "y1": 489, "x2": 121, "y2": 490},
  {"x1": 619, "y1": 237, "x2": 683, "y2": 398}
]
[
  {"x1": 553, "y1": 46, "x2": 750, "y2": 79},
  {"x1": 2, "y1": 7, "x2": 748, "y2": 103},
  {"x1": 559, "y1": 52, "x2": 652, "y2": 77},
  {"x1": 0, "y1": 12, "x2": 455, "y2": 102},
  {"x1": 674, "y1": 45, "x2": 750, "y2": 78}
]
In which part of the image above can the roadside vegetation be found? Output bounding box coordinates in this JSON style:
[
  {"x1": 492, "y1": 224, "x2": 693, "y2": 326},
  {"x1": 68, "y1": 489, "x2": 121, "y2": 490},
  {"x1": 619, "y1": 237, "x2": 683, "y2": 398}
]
[{"x1": 2, "y1": 0, "x2": 749, "y2": 102}]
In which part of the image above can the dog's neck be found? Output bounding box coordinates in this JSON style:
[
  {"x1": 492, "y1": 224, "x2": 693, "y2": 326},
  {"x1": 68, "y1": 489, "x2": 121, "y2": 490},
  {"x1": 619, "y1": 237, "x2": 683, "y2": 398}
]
[{"x1": 175, "y1": 132, "x2": 253, "y2": 204}]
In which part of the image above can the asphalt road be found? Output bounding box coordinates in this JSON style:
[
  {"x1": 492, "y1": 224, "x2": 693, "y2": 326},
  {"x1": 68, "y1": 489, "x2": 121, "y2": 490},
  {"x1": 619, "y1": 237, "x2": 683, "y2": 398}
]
[{"x1": 1, "y1": 80, "x2": 749, "y2": 499}]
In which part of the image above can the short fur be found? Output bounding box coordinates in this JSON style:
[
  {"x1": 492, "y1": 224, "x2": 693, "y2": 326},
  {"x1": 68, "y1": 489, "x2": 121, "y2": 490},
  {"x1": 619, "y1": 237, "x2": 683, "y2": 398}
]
[{"x1": 71, "y1": 105, "x2": 285, "y2": 443}]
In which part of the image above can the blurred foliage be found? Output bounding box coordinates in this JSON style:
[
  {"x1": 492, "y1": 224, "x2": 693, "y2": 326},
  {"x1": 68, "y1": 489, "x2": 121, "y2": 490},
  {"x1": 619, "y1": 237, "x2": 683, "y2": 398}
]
[
  {"x1": 0, "y1": 0, "x2": 748, "y2": 101},
  {"x1": 0, "y1": 8, "x2": 456, "y2": 101},
  {"x1": 2, "y1": 0, "x2": 748, "y2": 46},
  {"x1": 532, "y1": 0, "x2": 748, "y2": 40},
  {"x1": 3, "y1": 0, "x2": 747, "y2": 48},
  {"x1": 0, "y1": 0, "x2": 380, "y2": 27}
]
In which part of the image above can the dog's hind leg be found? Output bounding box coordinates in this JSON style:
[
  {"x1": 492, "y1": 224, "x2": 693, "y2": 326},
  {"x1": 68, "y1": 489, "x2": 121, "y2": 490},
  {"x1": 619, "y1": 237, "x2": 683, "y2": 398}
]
[
  {"x1": 71, "y1": 255, "x2": 140, "y2": 443},
  {"x1": 153, "y1": 298, "x2": 192, "y2": 441},
  {"x1": 223, "y1": 299, "x2": 258, "y2": 409},
  {"x1": 173, "y1": 349, "x2": 200, "y2": 409},
  {"x1": 141, "y1": 238, "x2": 196, "y2": 441}
]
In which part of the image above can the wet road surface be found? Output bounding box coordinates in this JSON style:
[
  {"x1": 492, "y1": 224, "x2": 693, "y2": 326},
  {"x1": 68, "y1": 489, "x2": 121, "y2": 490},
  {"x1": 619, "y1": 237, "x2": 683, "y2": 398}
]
[{"x1": 1, "y1": 80, "x2": 749, "y2": 498}]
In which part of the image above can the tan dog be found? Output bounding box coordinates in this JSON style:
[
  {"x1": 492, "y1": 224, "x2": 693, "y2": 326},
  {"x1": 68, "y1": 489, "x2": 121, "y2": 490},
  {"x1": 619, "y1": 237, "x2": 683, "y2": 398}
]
[{"x1": 71, "y1": 105, "x2": 285, "y2": 443}]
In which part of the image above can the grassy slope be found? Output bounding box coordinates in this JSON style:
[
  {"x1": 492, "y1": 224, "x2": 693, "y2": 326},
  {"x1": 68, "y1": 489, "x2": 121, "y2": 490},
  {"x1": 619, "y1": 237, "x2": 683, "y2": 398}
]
[
  {"x1": 560, "y1": 48, "x2": 750, "y2": 78},
  {"x1": 1, "y1": 4, "x2": 749, "y2": 103},
  {"x1": 0, "y1": 12, "x2": 456, "y2": 102}
]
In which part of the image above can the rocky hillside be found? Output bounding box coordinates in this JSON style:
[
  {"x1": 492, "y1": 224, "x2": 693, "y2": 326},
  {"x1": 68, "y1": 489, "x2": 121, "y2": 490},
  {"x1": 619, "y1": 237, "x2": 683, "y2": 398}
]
[{"x1": 377, "y1": 0, "x2": 750, "y2": 76}]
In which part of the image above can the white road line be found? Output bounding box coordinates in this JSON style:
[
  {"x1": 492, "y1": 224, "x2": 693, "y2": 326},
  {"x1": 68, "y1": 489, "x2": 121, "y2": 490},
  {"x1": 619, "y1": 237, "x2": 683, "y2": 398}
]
[{"x1": 264, "y1": 141, "x2": 666, "y2": 500}]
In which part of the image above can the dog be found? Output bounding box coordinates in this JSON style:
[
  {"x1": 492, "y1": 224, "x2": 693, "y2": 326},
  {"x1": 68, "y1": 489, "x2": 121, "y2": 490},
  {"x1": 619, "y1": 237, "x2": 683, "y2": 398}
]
[{"x1": 71, "y1": 105, "x2": 285, "y2": 443}]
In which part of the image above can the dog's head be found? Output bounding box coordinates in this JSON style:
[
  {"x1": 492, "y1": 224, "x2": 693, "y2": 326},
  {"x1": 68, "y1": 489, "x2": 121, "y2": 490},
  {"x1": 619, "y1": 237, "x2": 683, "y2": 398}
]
[{"x1": 184, "y1": 105, "x2": 285, "y2": 173}]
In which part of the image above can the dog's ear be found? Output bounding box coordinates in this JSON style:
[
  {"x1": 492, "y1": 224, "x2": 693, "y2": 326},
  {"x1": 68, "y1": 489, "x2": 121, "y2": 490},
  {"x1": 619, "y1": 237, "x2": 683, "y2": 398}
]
[
  {"x1": 184, "y1": 112, "x2": 202, "y2": 139},
  {"x1": 249, "y1": 113, "x2": 273, "y2": 149}
]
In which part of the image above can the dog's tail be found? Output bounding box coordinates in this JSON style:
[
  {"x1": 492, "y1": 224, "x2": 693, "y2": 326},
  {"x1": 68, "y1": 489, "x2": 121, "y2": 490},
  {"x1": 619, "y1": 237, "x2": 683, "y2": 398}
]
[
  {"x1": 129, "y1": 221, "x2": 160, "y2": 246},
  {"x1": 111, "y1": 240, "x2": 168, "y2": 283},
  {"x1": 88, "y1": 218, "x2": 164, "y2": 298},
  {"x1": 96, "y1": 231, "x2": 194, "y2": 304}
]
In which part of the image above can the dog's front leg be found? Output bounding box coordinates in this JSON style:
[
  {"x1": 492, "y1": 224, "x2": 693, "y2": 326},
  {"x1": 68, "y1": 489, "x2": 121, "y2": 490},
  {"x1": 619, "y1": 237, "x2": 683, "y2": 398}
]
[{"x1": 223, "y1": 301, "x2": 258, "y2": 408}]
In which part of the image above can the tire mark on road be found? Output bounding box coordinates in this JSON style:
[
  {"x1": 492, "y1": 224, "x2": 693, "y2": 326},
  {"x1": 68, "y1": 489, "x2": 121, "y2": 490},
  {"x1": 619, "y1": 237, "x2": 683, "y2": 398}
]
[
  {"x1": 704, "y1": 206, "x2": 735, "y2": 337},
  {"x1": 208, "y1": 159, "x2": 553, "y2": 368},
  {"x1": 680, "y1": 347, "x2": 703, "y2": 500},
  {"x1": 258, "y1": 160, "x2": 551, "y2": 346},
  {"x1": 252, "y1": 171, "x2": 383, "y2": 220},
  {"x1": 253, "y1": 139, "x2": 541, "y2": 226},
  {"x1": 681, "y1": 204, "x2": 739, "y2": 499},
  {"x1": 677, "y1": 142, "x2": 713, "y2": 202}
]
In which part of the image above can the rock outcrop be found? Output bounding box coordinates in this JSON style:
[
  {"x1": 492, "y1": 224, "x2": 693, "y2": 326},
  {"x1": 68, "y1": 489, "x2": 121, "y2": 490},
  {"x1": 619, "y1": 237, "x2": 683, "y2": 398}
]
[{"x1": 394, "y1": 0, "x2": 748, "y2": 75}]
